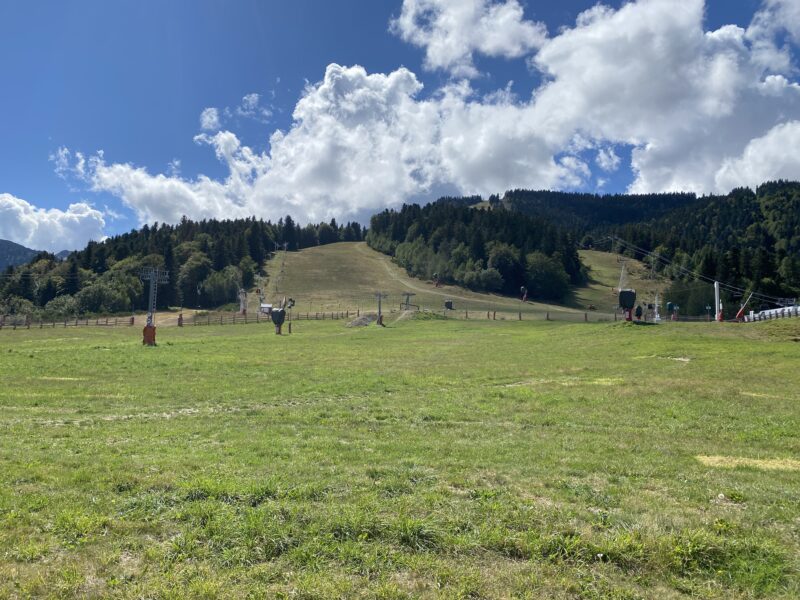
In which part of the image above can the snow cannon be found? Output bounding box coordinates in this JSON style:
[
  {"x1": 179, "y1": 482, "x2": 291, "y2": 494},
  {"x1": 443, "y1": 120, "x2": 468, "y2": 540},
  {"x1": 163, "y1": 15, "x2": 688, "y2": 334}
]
[
  {"x1": 618, "y1": 289, "x2": 636, "y2": 322},
  {"x1": 271, "y1": 308, "x2": 286, "y2": 334}
]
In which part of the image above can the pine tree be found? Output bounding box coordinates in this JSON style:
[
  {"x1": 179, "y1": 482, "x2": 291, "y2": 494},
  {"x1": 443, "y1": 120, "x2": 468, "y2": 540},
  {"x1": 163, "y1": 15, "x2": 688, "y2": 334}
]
[{"x1": 65, "y1": 260, "x2": 80, "y2": 296}]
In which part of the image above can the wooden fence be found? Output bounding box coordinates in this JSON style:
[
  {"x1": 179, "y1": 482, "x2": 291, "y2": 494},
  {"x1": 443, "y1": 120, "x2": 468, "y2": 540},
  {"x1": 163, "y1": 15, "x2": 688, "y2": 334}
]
[
  {"x1": 0, "y1": 316, "x2": 135, "y2": 330},
  {"x1": 10, "y1": 305, "x2": 747, "y2": 331},
  {"x1": 190, "y1": 310, "x2": 354, "y2": 326}
]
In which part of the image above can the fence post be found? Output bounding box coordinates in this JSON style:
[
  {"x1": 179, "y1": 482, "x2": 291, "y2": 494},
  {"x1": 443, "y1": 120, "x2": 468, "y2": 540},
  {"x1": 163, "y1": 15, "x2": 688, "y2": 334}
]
[
  {"x1": 465, "y1": 310, "x2": 468, "y2": 319},
  {"x1": 546, "y1": 311, "x2": 550, "y2": 321},
  {"x1": 519, "y1": 311, "x2": 522, "y2": 321},
  {"x1": 584, "y1": 313, "x2": 588, "y2": 322},
  {"x1": 493, "y1": 311, "x2": 496, "y2": 320}
]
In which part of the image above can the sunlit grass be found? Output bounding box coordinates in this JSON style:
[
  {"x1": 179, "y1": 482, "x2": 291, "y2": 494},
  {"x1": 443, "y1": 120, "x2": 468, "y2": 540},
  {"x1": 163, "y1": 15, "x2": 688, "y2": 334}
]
[{"x1": 0, "y1": 318, "x2": 798, "y2": 598}]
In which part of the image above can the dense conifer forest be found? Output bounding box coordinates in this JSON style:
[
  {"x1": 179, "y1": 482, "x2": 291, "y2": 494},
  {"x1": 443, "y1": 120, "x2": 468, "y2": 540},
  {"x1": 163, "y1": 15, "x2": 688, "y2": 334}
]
[
  {"x1": 469, "y1": 180, "x2": 800, "y2": 312},
  {"x1": 0, "y1": 216, "x2": 363, "y2": 318},
  {"x1": 1, "y1": 180, "x2": 798, "y2": 318},
  {"x1": 367, "y1": 202, "x2": 585, "y2": 300}
]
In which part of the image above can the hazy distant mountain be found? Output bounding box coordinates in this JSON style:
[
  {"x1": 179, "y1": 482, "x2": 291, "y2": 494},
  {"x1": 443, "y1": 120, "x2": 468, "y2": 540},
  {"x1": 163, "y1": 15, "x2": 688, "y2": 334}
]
[
  {"x1": 55, "y1": 250, "x2": 72, "y2": 260},
  {"x1": 0, "y1": 239, "x2": 38, "y2": 270}
]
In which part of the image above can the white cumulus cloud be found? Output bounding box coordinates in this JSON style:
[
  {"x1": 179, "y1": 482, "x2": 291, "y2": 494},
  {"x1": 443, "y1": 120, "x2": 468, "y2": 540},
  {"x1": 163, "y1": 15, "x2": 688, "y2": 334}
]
[
  {"x1": 715, "y1": 121, "x2": 800, "y2": 191},
  {"x1": 390, "y1": 0, "x2": 547, "y2": 77},
  {"x1": 0, "y1": 193, "x2": 106, "y2": 252},
  {"x1": 55, "y1": 0, "x2": 800, "y2": 230}
]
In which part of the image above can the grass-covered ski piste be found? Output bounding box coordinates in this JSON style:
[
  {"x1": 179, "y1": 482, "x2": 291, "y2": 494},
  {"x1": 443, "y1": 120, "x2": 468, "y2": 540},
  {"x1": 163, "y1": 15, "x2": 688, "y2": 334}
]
[{"x1": 1, "y1": 318, "x2": 798, "y2": 598}]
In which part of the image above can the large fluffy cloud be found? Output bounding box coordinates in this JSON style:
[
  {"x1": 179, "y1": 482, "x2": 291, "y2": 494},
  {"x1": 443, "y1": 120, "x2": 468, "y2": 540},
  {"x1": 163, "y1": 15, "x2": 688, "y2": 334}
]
[
  {"x1": 390, "y1": 0, "x2": 547, "y2": 77},
  {"x1": 526, "y1": 0, "x2": 800, "y2": 193},
  {"x1": 0, "y1": 193, "x2": 106, "y2": 251},
  {"x1": 58, "y1": 0, "x2": 800, "y2": 229},
  {"x1": 715, "y1": 121, "x2": 800, "y2": 191}
]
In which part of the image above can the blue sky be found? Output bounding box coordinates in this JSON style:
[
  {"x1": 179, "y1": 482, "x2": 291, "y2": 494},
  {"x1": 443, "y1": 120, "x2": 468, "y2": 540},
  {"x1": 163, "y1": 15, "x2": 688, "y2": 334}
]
[{"x1": 0, "y1": 0, "x2": 798, "y2": 250}]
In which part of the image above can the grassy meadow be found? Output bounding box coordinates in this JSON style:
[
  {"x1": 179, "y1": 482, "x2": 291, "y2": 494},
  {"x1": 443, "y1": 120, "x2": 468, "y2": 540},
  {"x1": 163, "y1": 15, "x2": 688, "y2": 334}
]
[
  {"x1": 257, "y1": 243, "x2": 664, "y2": 318},
  {"x1": 0, "y1": 317, "x2": 798, "y2": 598}
]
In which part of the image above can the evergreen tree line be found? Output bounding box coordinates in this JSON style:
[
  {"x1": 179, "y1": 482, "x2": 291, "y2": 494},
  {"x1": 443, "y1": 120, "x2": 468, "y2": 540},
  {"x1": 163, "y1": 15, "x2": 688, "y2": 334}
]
[
  {"x1": 0, "y1": 215, "x2": 364, "y2": 318},
  {"x1": 503, "y1": 189, "x2": 700, "y2": 231},
  {"x1": 367, "y1": 203, "x2": 585, "y2": 301},
  {"x1": 606, "y1": 182, "x2": 800, "y2": 314},
  {"x1": 440, "y1": 181, "x2": 799, "y2": 314}
]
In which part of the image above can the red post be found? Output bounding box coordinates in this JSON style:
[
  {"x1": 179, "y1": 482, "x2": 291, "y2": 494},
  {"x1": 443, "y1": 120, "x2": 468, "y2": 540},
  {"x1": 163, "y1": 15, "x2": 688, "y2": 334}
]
[{"x1": 142, "y1": 324, "x2": 157, "y2": 346}]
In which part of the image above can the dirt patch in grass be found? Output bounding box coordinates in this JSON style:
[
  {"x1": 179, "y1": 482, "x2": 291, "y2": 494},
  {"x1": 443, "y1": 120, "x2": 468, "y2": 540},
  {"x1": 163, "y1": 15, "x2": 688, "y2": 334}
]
[
  {"x1": 697, "y1": 455, "x2": 800, "y2": 471},
  {"x1": 633, "y1": 355, "x2": 691, "y2": 362},
  {"x1": 346, "y1": 313, "x2": 377, "y2": 327},
  {"x1": 740, "y1": 391, "x2": 780, "y2": 399}
]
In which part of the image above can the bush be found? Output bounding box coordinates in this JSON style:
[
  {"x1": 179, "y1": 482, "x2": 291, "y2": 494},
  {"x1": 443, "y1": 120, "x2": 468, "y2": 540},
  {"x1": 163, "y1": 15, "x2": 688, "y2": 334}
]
[
  {"x1": 525, "y1": 252, "x2": 570, "y2": 301},
  {"x1": 201, "y1": 266, "x2": 242, "y2": 308},
  {"x1": 0, "y1": 295, "x2": 36, "y2": 316},
  {"x1": 75, "y1": 282, "x2": 130, "y2": 314},
  {"x1": 42, "y1": 295, "x2": 78, "y2": 319}
]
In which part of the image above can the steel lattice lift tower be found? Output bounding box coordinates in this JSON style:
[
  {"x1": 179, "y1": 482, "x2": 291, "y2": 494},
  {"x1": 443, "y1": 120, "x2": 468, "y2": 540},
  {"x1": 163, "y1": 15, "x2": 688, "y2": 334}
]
[{"x1": 139, "y1": 267, "x2": 169, "y2": 345}]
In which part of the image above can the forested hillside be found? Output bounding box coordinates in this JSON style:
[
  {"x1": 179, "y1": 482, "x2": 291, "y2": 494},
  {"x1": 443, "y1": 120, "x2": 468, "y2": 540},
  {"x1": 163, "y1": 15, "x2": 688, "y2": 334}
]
[
  {"x1": 0, "y1": 216, "x2": 363, "y2": 318},
  {"x1": 367, "y1": 203, "x2": 585, "y2": 301},
  {"x1": 444, "y1": 180, "x2": 800, "y2": 313},
  {"x1": 615, "y1": 182, "x2": 800, "y2": 313},
  {"x1": 3, "y1": 181, "x2": 798, "y2": 319},
  {"x1": 503, "y1": 189, "x2": 700, "y2": 231},
  {"x1": 0, "y1": 239, "x2": 38, "y2": 271}
]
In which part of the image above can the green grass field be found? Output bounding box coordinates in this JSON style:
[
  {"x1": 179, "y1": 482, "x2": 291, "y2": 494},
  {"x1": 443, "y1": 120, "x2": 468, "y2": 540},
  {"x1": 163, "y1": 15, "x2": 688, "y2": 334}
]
[{"x1": 1, "y1": 317, "x2": 798, "y2": 598}]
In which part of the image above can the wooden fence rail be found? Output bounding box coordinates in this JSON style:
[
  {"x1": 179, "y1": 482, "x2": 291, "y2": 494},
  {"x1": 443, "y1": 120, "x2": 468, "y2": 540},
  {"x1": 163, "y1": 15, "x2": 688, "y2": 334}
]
[{"x1": 0, "y1": 317, "x2": 134, "y2": 330}]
